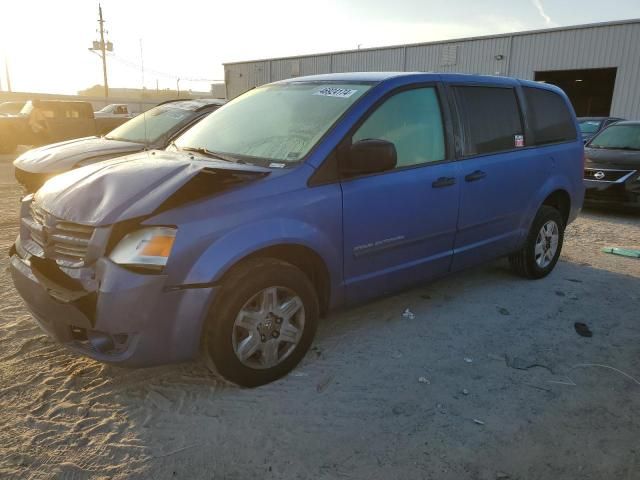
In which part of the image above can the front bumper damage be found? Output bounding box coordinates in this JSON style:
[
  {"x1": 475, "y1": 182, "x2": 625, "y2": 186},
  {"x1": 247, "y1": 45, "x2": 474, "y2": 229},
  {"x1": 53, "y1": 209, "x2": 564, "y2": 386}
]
[{"x1": 10, "y1": 196, "x2": 217, "y2": 367}]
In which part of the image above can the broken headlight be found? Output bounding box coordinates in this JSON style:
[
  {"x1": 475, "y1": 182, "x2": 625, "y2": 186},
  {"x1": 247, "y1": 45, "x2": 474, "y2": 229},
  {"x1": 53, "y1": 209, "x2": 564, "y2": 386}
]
[{"x1": 109, "y1": 227, "x2": 176, "y2": 271}]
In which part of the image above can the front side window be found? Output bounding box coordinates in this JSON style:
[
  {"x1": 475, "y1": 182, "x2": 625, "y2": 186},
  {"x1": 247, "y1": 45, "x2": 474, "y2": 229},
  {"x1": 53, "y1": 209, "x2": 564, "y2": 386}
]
[
  {"x1": 588, "y1": 124, "x2": 640, "y2": 151},
  {"x1": 453, "y1": 86, "x2": 523, "y2": 156},
  {"x1": 65, "y1": 108, "x2": 80, "y2": 119},
  {"x1": 524, "y1": 87, "x2": 577, "y2": 145},
  {"x1": 175, "y1": 83, "x2": 371, "y2": 164},
  {"x1": 352, "y1": 87, "x2": 445, "y2": 168}
]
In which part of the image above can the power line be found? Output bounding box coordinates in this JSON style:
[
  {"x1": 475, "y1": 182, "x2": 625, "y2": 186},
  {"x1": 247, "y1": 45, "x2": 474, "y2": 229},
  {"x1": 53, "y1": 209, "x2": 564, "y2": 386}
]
[{"x1": 105, "y1": 52, "x2": 223, "y2": 83}]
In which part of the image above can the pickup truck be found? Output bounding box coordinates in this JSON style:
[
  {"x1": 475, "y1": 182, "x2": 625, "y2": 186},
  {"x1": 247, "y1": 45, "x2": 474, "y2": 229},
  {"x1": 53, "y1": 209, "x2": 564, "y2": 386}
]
[
  {"x1": 94, "y1": 103, "x2": 137, "y2": 119},
  {"x1": 0, "y1": 100, "x2": 130, "y2": 153}
]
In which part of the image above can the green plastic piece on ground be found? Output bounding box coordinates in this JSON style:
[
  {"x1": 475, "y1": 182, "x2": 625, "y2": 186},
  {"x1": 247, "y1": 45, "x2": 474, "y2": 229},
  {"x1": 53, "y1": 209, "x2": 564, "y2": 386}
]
[{"x1": 602, "y1": 247, "x2": 640, "y2": 258}]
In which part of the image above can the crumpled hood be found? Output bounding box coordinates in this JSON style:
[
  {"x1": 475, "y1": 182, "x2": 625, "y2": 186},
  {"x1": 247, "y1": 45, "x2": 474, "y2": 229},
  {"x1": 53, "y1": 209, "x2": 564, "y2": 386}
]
[
  {"x1": 13, "y1": 136, "x2": 144, "y2": 174},
  {"x1": 34, "y1": 151, "x2": 270, "y2": 226}
]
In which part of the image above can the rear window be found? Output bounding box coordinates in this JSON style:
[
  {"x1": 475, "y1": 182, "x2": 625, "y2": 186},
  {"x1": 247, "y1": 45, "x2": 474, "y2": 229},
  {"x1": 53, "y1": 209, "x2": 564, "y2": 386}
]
[
  {"x1": 524, "y1": 87, "x2": 576, "y2": 145},
  {"x1": 453, "y1": 86, "x2": 523, "y2": 156},
  {"x1": 578, "y1": 120, "x2": 602, "y2": 134}
]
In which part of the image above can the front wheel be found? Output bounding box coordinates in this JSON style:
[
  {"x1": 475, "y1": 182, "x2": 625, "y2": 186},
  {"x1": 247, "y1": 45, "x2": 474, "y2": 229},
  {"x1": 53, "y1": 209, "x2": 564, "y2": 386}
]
[
  {"x1": 203, "y1": 258, "x2": 319, "y2": 387},
  {"x1": 509, "y1": 205, "x2": 565, "y2": 279}
]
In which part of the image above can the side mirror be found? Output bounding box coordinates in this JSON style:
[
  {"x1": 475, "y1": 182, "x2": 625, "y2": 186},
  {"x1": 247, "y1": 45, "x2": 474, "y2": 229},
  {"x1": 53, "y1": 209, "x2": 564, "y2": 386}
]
[{"x1": 339, "y1": 139, "x2": 397, "y2": 176}]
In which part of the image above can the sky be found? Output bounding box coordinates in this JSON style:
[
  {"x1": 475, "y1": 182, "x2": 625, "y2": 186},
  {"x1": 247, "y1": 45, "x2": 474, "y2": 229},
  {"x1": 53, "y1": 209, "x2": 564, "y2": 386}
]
[{"x1": 0, "y1": 0, "x2": 638, "y2": 95}]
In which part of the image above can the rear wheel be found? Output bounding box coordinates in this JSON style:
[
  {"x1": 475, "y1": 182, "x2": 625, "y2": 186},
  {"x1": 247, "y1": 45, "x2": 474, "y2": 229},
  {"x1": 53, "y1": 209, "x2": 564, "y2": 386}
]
[
  {"x1": 203, "y1": 258, "x2": 319, "y2": 387},
  {"x1": 509, "y1": 205, "x2": 564, "y2": 279}
]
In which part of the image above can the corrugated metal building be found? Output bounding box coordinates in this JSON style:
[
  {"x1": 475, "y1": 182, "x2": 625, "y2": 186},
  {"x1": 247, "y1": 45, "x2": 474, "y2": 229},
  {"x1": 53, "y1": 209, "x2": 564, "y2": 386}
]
[{"x1": 223, "y1": 18, "x2": 640, "y2": 118}]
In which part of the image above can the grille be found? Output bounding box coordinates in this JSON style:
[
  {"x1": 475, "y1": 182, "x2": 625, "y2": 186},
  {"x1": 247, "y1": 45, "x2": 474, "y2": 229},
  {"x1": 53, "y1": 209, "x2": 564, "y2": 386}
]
[
  {"x1": 584, "y1": 168, "x2": 635, "y2": 182},
  {"x1": 28, "y1": 203, "x2": 95, "y2": 264},
  {"x1": 14, "y1": 168, "x2": 51, "y2": 193}
]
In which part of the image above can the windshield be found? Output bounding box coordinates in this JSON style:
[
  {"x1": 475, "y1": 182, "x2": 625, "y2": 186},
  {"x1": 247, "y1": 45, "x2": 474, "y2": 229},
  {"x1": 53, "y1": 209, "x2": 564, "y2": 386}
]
[
  {"x1": 174, "y1": 82, "x2": 372, "y2": 164},
  {"x1": 105, "y1": 104, "x2": 195, "y2": 144},
  {"x1": 578, "y1": 120, "x2": 602, "y2": 135},
  {"x1": 588, "y1": 124, "x2": 640, "y2": 150},
  {"x1": 0, "y1": 102, "x2": 24, "y2": 115}
]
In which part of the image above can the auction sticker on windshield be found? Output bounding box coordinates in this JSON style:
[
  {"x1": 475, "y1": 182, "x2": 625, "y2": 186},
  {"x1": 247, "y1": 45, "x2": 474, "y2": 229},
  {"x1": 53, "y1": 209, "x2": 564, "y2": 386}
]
[{"x1": 313, "y1": 87, "x2": 358, "y2": 98}]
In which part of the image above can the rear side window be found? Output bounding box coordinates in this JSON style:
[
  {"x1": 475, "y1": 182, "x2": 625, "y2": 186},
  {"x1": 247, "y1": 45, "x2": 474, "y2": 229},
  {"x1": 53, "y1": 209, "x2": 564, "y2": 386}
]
[
  {"x1": 523, "y1": 87, "x2": 576, "y2": 145},
  {"x1": 352, "y1": 87, "x2": 445, "y2": 168},
  {"x1": 453, "y1": 86, "x2": 523, "y2": 156}
]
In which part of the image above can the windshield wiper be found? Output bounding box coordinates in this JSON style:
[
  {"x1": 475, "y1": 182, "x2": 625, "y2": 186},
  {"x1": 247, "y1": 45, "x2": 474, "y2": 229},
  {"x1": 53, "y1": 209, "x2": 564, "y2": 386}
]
[
  {"x1": 593, "y1": 146, "x2": 639, "y2": 151},
  {"x1": 180, "y1": 146, "x2": 248, "y2": 164}
]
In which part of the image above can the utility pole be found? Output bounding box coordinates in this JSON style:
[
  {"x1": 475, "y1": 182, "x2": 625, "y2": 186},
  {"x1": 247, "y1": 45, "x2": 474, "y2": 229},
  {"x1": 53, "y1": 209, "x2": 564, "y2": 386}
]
[
  {"x1": 5, "y1": 58, "x2": 12, "y2": 92},
  {"x1": 89, "y1": 4, "x2": 113, "y2": 98},
  {"x1": 98, "y1": 4, "x2": 108, "y2": 98}
]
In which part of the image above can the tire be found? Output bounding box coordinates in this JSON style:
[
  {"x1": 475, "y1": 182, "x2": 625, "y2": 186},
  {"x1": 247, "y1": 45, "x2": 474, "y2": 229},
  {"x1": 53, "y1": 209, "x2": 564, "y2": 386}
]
[
  {"x1": 509, "y1": 205, "x2": 565, "y2": 279},
  {"x1": 203, "y1": 257, "x2": 319, "y2": 387}
]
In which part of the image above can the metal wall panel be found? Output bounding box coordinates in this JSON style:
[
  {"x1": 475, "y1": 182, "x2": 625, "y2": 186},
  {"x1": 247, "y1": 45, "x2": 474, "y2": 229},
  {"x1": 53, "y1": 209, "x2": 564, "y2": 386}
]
[
  {"x1": 224, "y1": 20, "x2": 640, "y2": 116},
  {"x1": 508, "y1": 23, "x2": 640, "y2": 117},
  {"x1": 331, "y1": 47, "x2": 405, "y2": 72},
  {"x1": 405, "y1": 37, "x2": 512, "y2": 75},
  {"x1": 224, "y1": 61, "x2": 269, "y2": 99}
]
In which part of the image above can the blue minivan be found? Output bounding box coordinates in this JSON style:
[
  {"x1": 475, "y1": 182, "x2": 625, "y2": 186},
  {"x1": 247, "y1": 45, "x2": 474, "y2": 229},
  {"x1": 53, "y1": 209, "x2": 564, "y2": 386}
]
[{"x1": 10, "y1": 73, "x2": 584, "y2": 386}]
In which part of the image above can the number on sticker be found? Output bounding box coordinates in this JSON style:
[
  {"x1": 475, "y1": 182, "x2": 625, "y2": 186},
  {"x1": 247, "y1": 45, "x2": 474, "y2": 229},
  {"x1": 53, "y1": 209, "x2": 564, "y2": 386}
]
[{"x1": 314, "y1": 87, "x2": 358, "y2": 98}]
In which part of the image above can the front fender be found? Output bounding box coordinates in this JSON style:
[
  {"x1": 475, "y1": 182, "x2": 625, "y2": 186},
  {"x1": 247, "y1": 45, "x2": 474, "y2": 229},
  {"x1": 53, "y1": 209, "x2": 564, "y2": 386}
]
[{"x1": 183, "y1": 217, "x2": 343, "y2": 305}]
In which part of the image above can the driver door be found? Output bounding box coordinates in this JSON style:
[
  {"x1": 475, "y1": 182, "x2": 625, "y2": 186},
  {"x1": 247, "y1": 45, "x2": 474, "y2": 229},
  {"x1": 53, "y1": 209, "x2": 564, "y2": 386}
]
[{"x1": 340, "y1": 85, "x2": 460, "y2": 304}]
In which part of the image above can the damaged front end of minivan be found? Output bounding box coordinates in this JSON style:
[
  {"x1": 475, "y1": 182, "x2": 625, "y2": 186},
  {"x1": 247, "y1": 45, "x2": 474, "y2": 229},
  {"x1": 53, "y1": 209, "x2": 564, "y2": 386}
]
[{"x1": 10, "y1": 152, "x2": 270, "y2": 365}]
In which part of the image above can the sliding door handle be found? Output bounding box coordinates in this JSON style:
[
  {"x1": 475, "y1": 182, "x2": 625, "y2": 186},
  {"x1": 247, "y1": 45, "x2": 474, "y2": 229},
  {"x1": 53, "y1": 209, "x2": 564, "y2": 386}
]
[
  {"x1": 465, "y1": 170, "x2": 486, "y2": 182},
  {"x1": 432, "y1": 176, "x2": 456, "y2": 188}
]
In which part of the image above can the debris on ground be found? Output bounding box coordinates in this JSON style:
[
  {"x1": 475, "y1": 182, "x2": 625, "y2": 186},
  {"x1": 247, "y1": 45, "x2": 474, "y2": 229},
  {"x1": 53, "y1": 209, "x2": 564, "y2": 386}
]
[
  {"x1": 463, "y1": 357, "x2": 473, "y2": 364},
  {"x1": 504, "y1": 355, "x2": 555, "y2": 374},
  {"x1": 473, "y1": 418, "x2": 485, "y2": 425},
  {"x1": 391, "y1": 351, "x2": 403, "y2": 359},
  {"x1": 555, "y1": 290, "x2": 566, "y2": 297},
  {"x1": 495, "y1": 472, "x2": 510, "y2": 479},
  {"x1": 401, "y1": 308, "x2": 416, "y2": 320},
  {"x1": 462, "y1": 389, "x2": 469, "y2": 395},
  {"x1": 602, "y1": 247, "x2": 640, "y2": 258},
  {"x1": 508, "y1": 357, "x2": 533, "y2": 370},
  {"x1": 497, "y1": 307, "x2": 510, "y2": 316},
  {"x1": 316, "y1": 374, "x2": 334, "y2": 393},
  {"x1": 574, "y1": 322, "x2": 593, "y2": 338},
  {"x1": 418, "y1": 376, "x2": 430, "y2": 384}
]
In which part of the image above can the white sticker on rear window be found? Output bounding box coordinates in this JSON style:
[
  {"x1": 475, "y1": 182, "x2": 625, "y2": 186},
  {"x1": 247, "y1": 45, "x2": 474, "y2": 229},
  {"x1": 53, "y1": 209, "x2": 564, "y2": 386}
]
[{"x1": 313, "y1": 87, "x2": 358, "y2": 98}]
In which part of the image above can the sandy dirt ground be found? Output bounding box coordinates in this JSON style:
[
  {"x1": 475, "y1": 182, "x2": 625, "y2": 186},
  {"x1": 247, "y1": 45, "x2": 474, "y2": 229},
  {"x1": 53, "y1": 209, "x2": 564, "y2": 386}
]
[{"x1": 1, "y1": 152, "x2": 639, "y2": 480}]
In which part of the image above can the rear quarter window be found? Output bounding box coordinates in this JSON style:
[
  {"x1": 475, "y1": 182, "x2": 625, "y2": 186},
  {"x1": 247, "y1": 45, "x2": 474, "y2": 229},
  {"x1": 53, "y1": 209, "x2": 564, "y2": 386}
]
[
  {"x1": 452, "y1": 86, "x2": 524, "y2": 156},
  {"x1": 523, "y1": 87, "x2": 577, "y2": 145}
]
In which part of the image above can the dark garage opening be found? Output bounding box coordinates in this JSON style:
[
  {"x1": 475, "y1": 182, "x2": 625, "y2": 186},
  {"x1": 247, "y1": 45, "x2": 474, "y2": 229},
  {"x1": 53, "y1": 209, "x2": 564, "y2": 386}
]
[{"x1": 534, "y1": 68, "x2": 617, "y2": 117}]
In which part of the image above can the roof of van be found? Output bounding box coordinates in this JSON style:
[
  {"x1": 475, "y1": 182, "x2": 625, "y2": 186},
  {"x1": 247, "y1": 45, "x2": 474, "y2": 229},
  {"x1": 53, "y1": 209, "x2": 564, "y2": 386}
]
[{"x1": 277, "y1": 72, "x2": 556, "y2": 89}]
